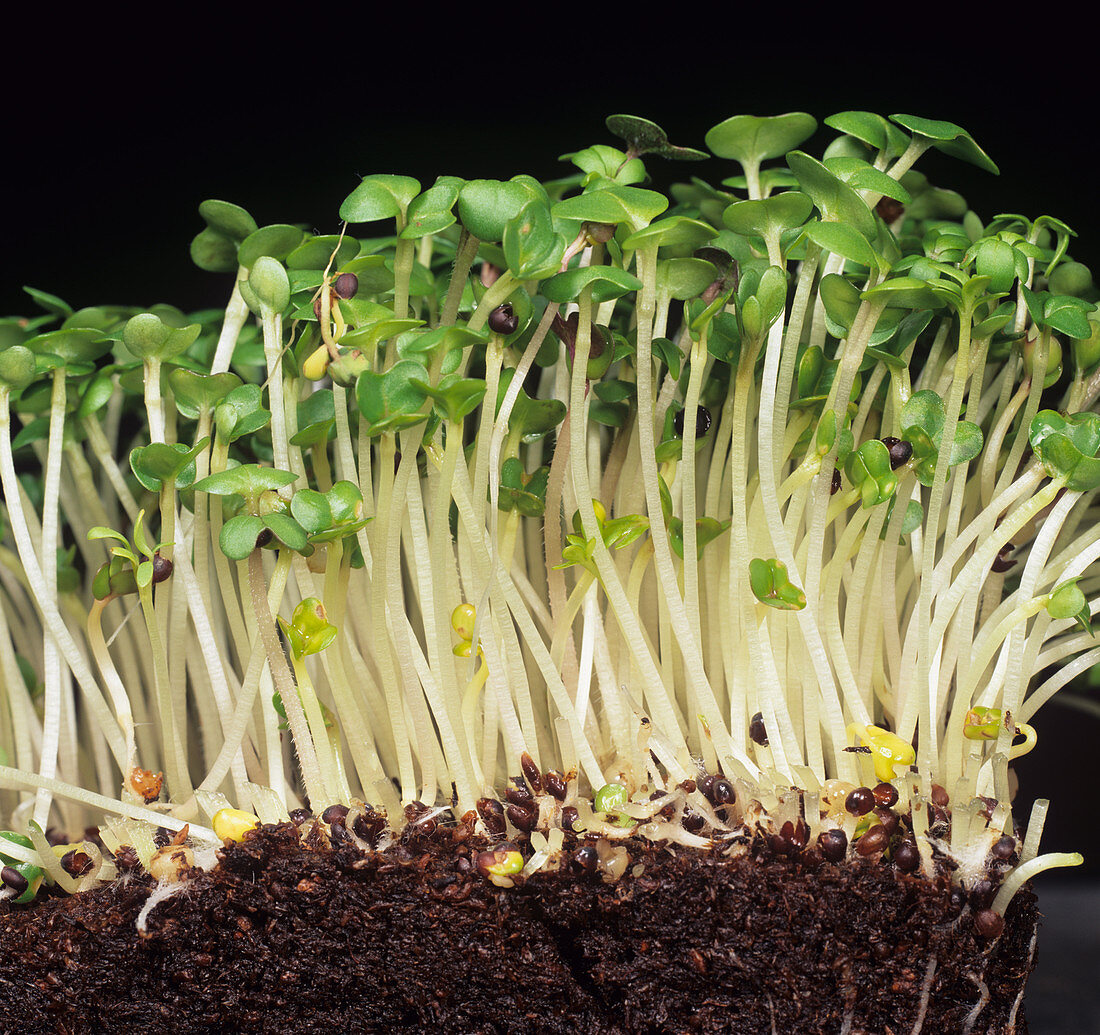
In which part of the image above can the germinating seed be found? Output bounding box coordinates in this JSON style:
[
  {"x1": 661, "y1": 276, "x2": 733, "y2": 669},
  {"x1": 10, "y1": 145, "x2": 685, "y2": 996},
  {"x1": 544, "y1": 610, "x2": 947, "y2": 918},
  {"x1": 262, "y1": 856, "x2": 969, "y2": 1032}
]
[
  {"x1": 818, "y1": 829, "x2": 848, "y2": 863},
  {"x1": 845, "y1": 788, "x2": 876, "y2": 817}
]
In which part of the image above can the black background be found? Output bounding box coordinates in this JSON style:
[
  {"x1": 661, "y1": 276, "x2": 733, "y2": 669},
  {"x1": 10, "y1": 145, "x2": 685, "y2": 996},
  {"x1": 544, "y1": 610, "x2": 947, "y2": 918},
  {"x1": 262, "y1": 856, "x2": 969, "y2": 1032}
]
[{"x1": 2, "y1": 20, "x2": 1098, "y2": 876}]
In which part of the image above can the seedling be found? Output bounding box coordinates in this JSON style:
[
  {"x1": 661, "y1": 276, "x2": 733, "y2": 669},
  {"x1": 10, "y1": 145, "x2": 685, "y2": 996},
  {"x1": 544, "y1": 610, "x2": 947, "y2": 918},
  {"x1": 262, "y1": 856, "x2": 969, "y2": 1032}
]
[{"x1": 0, "y1": 110, "x2": 1093, "y2": 922}]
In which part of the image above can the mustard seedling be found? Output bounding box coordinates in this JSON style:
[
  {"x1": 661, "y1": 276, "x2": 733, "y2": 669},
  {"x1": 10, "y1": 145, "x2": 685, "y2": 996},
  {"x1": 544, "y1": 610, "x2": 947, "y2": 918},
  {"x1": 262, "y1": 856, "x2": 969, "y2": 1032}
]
[{"x1": 0, "y1": 109, "x2": 1094, "y2": 918}]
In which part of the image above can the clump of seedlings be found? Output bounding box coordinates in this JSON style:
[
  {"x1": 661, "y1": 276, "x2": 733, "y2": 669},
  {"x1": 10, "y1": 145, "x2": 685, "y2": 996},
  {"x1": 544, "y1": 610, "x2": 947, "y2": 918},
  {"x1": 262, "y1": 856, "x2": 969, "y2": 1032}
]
[{"x1": 0, "y1": 111, "x2": 1094, "y2": 934}]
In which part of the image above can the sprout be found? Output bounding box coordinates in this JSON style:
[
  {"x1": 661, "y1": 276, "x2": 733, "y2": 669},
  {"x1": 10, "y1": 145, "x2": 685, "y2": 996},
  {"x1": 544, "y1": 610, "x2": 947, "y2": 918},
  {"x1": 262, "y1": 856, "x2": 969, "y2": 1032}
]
[
  {"x1": 0, "y1": 109, "x2": 1096, "y2": 922},
  {"x1": 212, "y1": 808, "x2": 261, "y2": 844}
]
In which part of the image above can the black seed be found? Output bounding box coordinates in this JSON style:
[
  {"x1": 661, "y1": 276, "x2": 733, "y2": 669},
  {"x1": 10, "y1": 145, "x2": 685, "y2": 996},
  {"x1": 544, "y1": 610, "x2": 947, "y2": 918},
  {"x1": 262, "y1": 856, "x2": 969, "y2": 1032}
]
[
  {"x1": 255, "y1": 527, "x2": 274, "y2": 549},
  {"x1": 930, "y1": 784, "x2": 950, "y2": 808},
  {"x1": 488, "y1": 302, "x2": 519, "y2": 336},
  {"x1": 873, "y1": 807, "x2": 899, "y2": 837},
  {"x1": 60, "y1": 850, "x2": 93, "y2": 877},
  {"x1": 679, "y1": 779, "x2": 698, "y2": 794},
  {"x1": 289, "y1": 807, "x2": 311, "y2": 825},
  {"x1": 970, "y1": 880, "x2": 996, "y2": 911},
  {"x1": 1, "y1": 866, "x2": 28, "y2": 895},
  {"x1": 748, "y1": 712, "x2": 769, "y2": 746},
  {"x1": 949, "y1": 886, "x2": 967, "y2": 911},
  {"x1": 322, "y1": 804, "x2": 349, "y2": 825},
  {"x1": 560, "y1": 806, "x2": 580, "y2": 832},
  {"x1": 992, "y1": 544, "x2": 1017, "y2": 573},
  {"x1": 872, "y1": 940, "x2": 892, "y2": 960},
  {"x1": 477, "y1": 798, "x2": 506, "y2": 836},
  {"x1": 543, "y1": 770, "x2": 567, "y2": 801},
  {"x1": 519, "y1": 752, "x2": 542, "y2": 792},
  {"x1": 845, "y1": 787, "x2": 876, "y2": 816},
  {"x1": 333, "y1": 272, "x2": 359, "y2": 300},
  {"x1": 506, "y1": 803, "x2": 537, "y2": 832},
  {"x1": 712, "y1": 779, "x2": 736, "y2": 806},
  {"x1": 893, "y1": 840, "x2": 920, "y2": 872},
  {"x1": 699, "y1": 775, "x2": 717, "y2": 802},
  {"x1": 830, "y1": 468, "x2": 842, "y2": 495},
  {"x1": 881, "y1": 436, "x2": 913, "y2": 470},
  {"x1": 819, "y1": 829, "x2": 848, "y2": 862},
  {"x1": 672, "y1": 406, "x2": 712, "y2": 439},
  {"x1": 991, "y1": 835, "x2": 1016, "y2": 861},
  {"x1": 856, "y1": 825, "x2": 889, "y2": 857},
  {"x1": 682, "y1": 808, "x2": 705, "y2": 834},
  {"x1": 329, "y1": 820, "x2": 353, "y2": 846},
  {"x1": 455, "y1": 856, "x2": 474, "y2": 874},
  {"x1": 974, "y1": 909, "x2": 1005, "y2": 939},
  {"x1": 352, "y1": 811, "x2": 385, "y2": 846},
  {"x1": 872, "y1": 782, "x2": 899, "y2": 808},
  {"x1": 113, "y1": 845, "x2": 140, "y2": 871},
  {"x1": 876, "y1": 197, "x2": 905, "y2": 223},
  {"x1": 151, "y1": 552, "x2": 173, "y2": 584},
  {"x1": 505, "y1": 783, "x2": 535, "y2": 809},
  {"x1": 572, "y1": 845, "x2": 598, "y2": 875}
]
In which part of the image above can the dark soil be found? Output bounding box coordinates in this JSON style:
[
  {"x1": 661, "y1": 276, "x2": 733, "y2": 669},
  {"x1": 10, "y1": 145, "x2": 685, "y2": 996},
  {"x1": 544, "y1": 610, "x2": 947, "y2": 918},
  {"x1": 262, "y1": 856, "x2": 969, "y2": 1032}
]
[{"x1": 0, "y1": 821, "x2": 1038, "y2": 1034}]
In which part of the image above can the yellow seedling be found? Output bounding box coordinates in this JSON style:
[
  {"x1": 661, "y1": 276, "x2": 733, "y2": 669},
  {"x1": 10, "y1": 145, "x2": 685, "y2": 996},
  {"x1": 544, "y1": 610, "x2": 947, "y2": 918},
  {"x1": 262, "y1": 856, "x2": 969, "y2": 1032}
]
[
  {"x1": 475, "y1": 846, "x2": 524, "y2": 879},
  {"x1": 848, "y1": 723, "x2": 916, "y2": 783},
  {"x1": 302, "y1": 344, "x2": 331, "y2": 382},
  {"x1": 212, "y1": 807, "x2": 261, "y2": 844},
  {"x1": 451, "y1": 602, "x2": 477, "y2": 643}
]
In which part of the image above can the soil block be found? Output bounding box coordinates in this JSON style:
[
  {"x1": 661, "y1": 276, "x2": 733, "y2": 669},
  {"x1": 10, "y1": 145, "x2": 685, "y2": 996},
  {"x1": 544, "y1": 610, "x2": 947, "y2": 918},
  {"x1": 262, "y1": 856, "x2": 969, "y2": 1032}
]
[{"x1": 0, "y1": 822, "x2": 1039, "y2": 1034}]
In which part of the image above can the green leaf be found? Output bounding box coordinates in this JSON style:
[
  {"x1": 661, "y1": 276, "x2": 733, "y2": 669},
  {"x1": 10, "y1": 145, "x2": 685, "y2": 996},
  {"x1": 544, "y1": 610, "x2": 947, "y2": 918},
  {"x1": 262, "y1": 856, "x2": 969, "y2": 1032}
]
[
  {"x1": 705, "y1": 113, "x2": 817, "y2": 167},
  {"x1": 24, "y1": 327, "x2": 114, "y2": 366},
  {"x1": 502, "y1": 200, "x2": 564, "y2": 279},
  {"x1": 496, "y1": 367, "x2": 566, "y2": 441},
  {"x1": 248, "y1": 256, "x2": 291, "y2": 313},
  {"x1": 401, "y1": 176, "x2": 464, "y2": 239},
  {"x1": 823, "y1": 111, "x2": 909, "y2": 157},
  {"x1": 456, "y1": 179, "x2": 531, "y2": 242},
  {"x1": 0, "y1": 346, "x2": 36, "y2": 389},
  {"x1": 786, "y1": 151, "x2": 876, "y2": 238},
  {"x1": 285, "y1": 234, "x2": 361, "y2": 271},
  {"x1": 605, "y1": 114, "x2": 708, "y2": 161},
  {"x1": 190, "y1": 228, "x2": 238, "y2": 272},
  {"x1": 661, "y1": 258, "x2": 717, "y2": 301},
  {"x1": 889, "y1": 114, "x2": 999, "y2": 175},
  {"x1": 844, "y1": 440, "x2": 897, "y2": 508},
  {"x1": 542, "y1": 265, "x2": 642, "y2": 304},
  {"x1": 823, "y1": 156, "x2": 911, "y2": 203},
  {"x1": 289, "y1": 489, "x2": 332, "y2": 535},
  {"x1": 415, "y1": 374, "x2": 487, "y2": 424},
  {"x1": 748, "y1": 557, "x2": 807, "y2": 610},
  {"x1": 948, "y1": 422, "x2": 984, "y2": 466},
  {"x1": 237, "y1": 225, "x2": 306, "y2": 269},
  {"x1": 620, "y1": 216, "x2": 717, "y2": 253},
  {"x1": 1047, "y1": 578, "x2": 1093, "y2": 635},
  {"x1": 354, "y1": 359, "x2": 430, "y2": 435},
  {"x1": 722, "y1": 192, "x2": 814, "y2": 240},
  {"x1": 121, "y1": 313, "x2": 201, "y2": 362},
  {"x1": 129, "y1": 439, "x2": 208, "y2": 492},
  {"x1": 803, "y1": 219, "x2": 880, "y2": 270},
  {"x1": 339, "y1": 175, "x2": 422, "y2": 223},
  {"x1": 220, "y1": 514, "x2": 265, "y2": 559},
  {"x1": 23, "y1": 286, "x2": 72, "y2": 319},
  {"x1": 193, "y1": 464, "x2": 298, "y2": 506},
  {"x1": 261, "y1": 512, "x2": 309, "y2": 553},
  {"x1": 198, "y1": 199, "x2": 257, "y2": 241},
  {"x1": 170, "y1": 369, "x2": 242, "y2": 419},
  {"x1": 1030, "y1": 411, "x2": 1100, "y2": 489},
  {"x1": 972, "y1": 238, "x2": 1018, "y2": 294},
  {"x1": 552, "y1": 183, "x2": 668, "y2": 230},
  {"x1": 819, "y1": 274, "x2": 862, "y2": 335},
  {"x1": 860, "y1": 277, "x2": 948, "y2": 311}
]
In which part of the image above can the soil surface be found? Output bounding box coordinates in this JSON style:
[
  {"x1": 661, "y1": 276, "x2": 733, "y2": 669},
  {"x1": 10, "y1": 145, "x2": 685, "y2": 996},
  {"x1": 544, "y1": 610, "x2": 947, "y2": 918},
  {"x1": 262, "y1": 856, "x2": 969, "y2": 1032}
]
[{"x1": 0, "y1": 821, "x2": 1037, "y2": 1034}]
